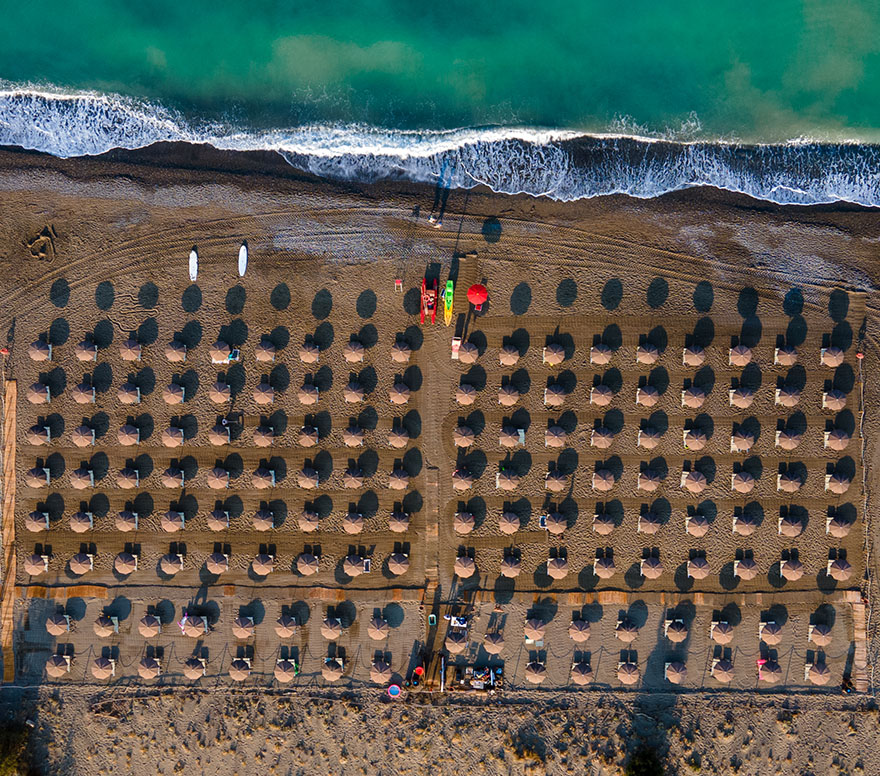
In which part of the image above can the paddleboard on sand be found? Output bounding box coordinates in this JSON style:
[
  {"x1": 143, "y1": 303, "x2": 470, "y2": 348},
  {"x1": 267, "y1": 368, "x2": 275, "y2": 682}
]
[
  {"x1": 238, "y1": 242, "x2": 248, "y2": 277},
  {"x1": 188, "y1": 248, "x2": 198, "y2": 282}
]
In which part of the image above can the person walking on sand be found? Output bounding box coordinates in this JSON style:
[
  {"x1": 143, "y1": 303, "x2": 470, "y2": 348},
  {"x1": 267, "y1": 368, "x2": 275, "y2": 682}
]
[{"x1": 428, "y1": 159, "x2": 453, "y2": 228}]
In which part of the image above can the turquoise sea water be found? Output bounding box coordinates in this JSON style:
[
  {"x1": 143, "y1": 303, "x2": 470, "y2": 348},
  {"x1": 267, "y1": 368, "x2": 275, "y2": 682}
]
[{"x1": 1, "y1": 1, "x2": 880, "y2": 203}]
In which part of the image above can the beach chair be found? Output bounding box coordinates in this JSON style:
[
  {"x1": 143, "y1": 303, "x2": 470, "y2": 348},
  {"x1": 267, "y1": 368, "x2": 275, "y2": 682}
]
[{"x1": 451, "y1": 337, "x2": 461, "y2": 360}]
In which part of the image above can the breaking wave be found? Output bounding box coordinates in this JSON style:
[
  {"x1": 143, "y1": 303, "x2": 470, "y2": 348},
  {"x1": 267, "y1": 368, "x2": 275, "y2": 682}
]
[{"x1": 1, "y1": 86, "x2": 880, "y2": 207}]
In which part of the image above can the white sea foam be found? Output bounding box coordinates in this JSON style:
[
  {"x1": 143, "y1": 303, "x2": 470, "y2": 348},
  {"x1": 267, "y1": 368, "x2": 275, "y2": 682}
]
[{"x1": 1, "y1": 85, "x2": 879, "y2": 207}]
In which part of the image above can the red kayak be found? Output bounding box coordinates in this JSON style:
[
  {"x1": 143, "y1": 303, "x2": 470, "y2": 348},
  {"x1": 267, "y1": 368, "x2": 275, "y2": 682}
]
[{"x1": 421, "y1": 277, "x2": 438, "y2": 324}]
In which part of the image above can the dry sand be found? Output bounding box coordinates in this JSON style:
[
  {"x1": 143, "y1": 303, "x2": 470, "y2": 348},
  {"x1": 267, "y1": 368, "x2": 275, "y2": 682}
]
[{"x1": 0, "y1": 144, "x2": 878, "y2": 774}]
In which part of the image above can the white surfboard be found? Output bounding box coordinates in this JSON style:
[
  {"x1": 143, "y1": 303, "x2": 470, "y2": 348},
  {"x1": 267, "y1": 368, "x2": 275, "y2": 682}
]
[
  {"x1": 238, "y1": 242, "x2": 248, "y2": 277},
  {"x1": 188, "y1": 248, "x2": 198, "y2": 282}
]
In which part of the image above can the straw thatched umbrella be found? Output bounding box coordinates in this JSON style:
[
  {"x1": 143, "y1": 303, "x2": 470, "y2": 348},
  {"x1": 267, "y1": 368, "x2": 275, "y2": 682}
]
[
  {"x1": 666, "y1": 620, "x2": 688, "y2": 643},
  {"x1": 545, "y1": 471, "x2": 567, "y2": 493},
  {"x1": 615, "y1": 620, "x2": 638, "y2": 643},
  {"x1": 568, "y1": 620, "x2": 590, "y2": 643},
  {"x1": 499, "y1": 345, "x2": 519, "y2": 366},
  {"x1": 826, "y1": 473, "x2": 851, "y2": 495},
  {"x1": 90, "y1": 618, "x2": 116, "y2": 645},
  {"x1": 70, "y1": 382, "x2": 95, "y2": 405},
  {"x1": 665, "y1": 661, "x2": 687, "y2": 685},
  {"x1": 165, "y1": 340, "x2": 187, "y2": 363},
  {"x1": 297, "y1": 553, "x2": 319, "y2": 575},
  {"x1": 734, "y1": 557, "x2": 759, "y2": 580},
  {"x1": 391, "y1": 341, "x2": 411, "y2": 363},
  {"x1": 641, "y1": 556, "x2": 664, "y2": 579},
  {"x1": 255, "y1": 340, "x2": 276, "y2": 363},
  {"x1": 69, "y1": 510, "x2": 93, "y2": 533},
  {"x1": 370, "y1": 660, "x2": 392, "y2": 684},
  {"x1": 592, "y1": 469, "x2": 615, "y2": 492},
  {"x1": 637, "y1": 427, "x2": 662, "y2": 450},
  {"x1": 138, "y1": 657, "x2": 160, "y2": 680},
  {"x1": 91, "y1": 657, "x2": 115, "y2": 680},
  {"x1": 253, "y1": 382, "x2": 274, "y2": 405},
  {"x1": 682, "y1": 345, "x2": 705, "y2": 367},
  {"x1": 253, "y1": 467, "x2": 276, "y2": 489},
  {"x1": 389, "y1": 511, "x2": 410, "y2": 533},
  {"x1": 523, "y1": 618, "x2": 546, "y2": 641},
  {"x1": 731, "y1": 471, "x2": 755, "y2": 494},
  {"x1": 274, "y1": 660, "x2": 297, "y2": 683},
  {"x1": 298, "y1": 384, "x2": 319, "y2": 405},
  {"x1": 809, "y1": 623, "x2": 833, "y2": 647},
  {"x1": 70, "y1": 425, "x2": 95, "y2": 447},
  {"x1": 571, "y1": 662, "x2": 594, "y2": 686},
  {"x1": 760, "y1": 621, "x2": 782, "y2": 644},
  {"x1": 69, "y1": 553, "x2": 92, "y2": 575},
  {"x1": 206, "y1": 509, "x2": 229, "y2": 532},
  {"x1": 591, "y1": 343, "x2": 614, "y2": 366},
  {"x1": 775, "y1": 386, "x2": 800, "y2": 407},
  {"x1": 252, "y1": 553, "x2": 274, "y2": 576},
  {"x1": 729, "y1": 388, "x2": 754, "y2": 409},
  {"x1": 387, "y1": 427, "x2": 409, "y2": 448},
  {"x1": 827, "y1": 515, "x2": 852, "y2": 538},
  {"x1": 25, "y1": 511, "x2": 48, "y2": 533},
  {"x1": 342, "y1": 425, "x2": 364, "y2": 447},
  {"x1": 388, "y1": 469, "x2": 409, "y2": 490},
  {"x1": 275, "y1": 614, "x2": 297, "y2": 639},
  {"x1": 205, "y1": 466, "x2": 229, "y2": 490},
  {"x1": 681, "y1": 387, "x2": 705, "y2": 409},
  {"x1": 159, "y1": 554, "x2": 183, "y2": 575},
  {"x1": 183, "y1": 658, "x2": 205, "y2": 680},
  {"x1": 778, "y1": 515, "x2": 803, "y2": 537},
  {"x1": 780, "y1": 558, "x2": 804, "y2": 581},
  {"x1": 343, "y1": 381, "x2": 364, "y2": 404},
  {"x1": 687, "y1": 557, "x2": 710, "y2": 579},
  {"x1": 594, "y1": 557, "x2": 616, "y2": 579},
  {"x1": 297, "y1": 467, "x2": 319, "y2": 489},
  {"x1": 732, "y1": 513, "x2": 757, "y2": 536},
  {"x1": 75, "y1": 340, "x2": 97, "y2": 362},
  {"x1": 544, "y1": 511, "x2": 566, "y2": 535},
  {"x1": 322, "y1": 659, "x2": 344, "y2": 681},
  {"x1": 299, "y1": 342, "x2": 320, "y2": 364},
  {"x1": 455, "y1": 383, "x2": 477, "y2": 405},
  {"x1": 136, "y1": 616, "x2": 161, "y2": 640},
  {"x1": 28, "y1": 340, "x2": 52, "y2": 362},
  {"x1": 828, "y1": 558, "x2": 852, "y2": 581},
  {"x1": 484, "y1": 632, "x2": 505, "y2": 654},
  {"x1": 206, "y1": 553, "x2": 228, "y2": 575},
  {"x1": 459, "y1": 342, "x2": 479, "y2": 364},
  {"x1": 681, "y1": 471, "x2": 707, "y2": 494},
  {"x1": 636, "y1": 386, "x2": 659, "y2": 407},
  {"x1": 759, "y1": 660, "x2": 782, "y2": 684},
  {"x1": 823, "y1": 389, "x2": 847, "y2": 411},
  {"x1": 26, "y1": 425, "x2": 51, "y2": 446},
  {"x1": 453, "y1": 511, "x2": 475, "y2": 535},
  {"x1": 445, "y1": 631, "x2": 467, "y2": 654},
  {"x1": 500, "y1": 556, "x2": 521, "y2": 578},
  {"x1": 496, "y1": 471, "x2": 520, "y2": 491},
  {"x1": 498, "y1": 385, "x2": 520, "y2": 406},
  {"x1": 730, "y1": 429, "x2": 755, "y2": 452},
  {"x1": 712, "y1": 658, "x2": 734, "y2": 683},
  {"x1": 636, "y1": 343, "x2": 659, "y2": 365},
  {"x1": 342, "y1": 467, "x2": 364, "y2": 489},
  {"x1": 181, "y1": 616, "x2": 207, "y2": 638},
  {"x1": 69, "y1": 467, "x2": 94, "y2": 490},
  {"x1": 617, "y1": 662, "x2": 639, "y2": 685},
  {"x1": 808, "y1": 662, "x2": 831, "y2": 686},
  {"x1": 162, "y1": 383, "x2": 185, "y2": 405},
  {"x1": 774, "y1": 344, "x2": 797, "y2": 365},
  {"x1": 252, "y1": 509, "x2": 274, "y2": 532},
  {"x1": 525, "y1": 662, "x2": 547, "y2": 684},
  {"x1": 389, "y1": 383, "x2": 411, "y2": 405},
  {"x1": 683, "y1": 429, "x2": 707, "y2": 451},
  {"x1": 161, "y1": 426, "x2": 184, "y2": 448},
  {"x1": 119, "y1": 338, "x2": 142, "y2": 362},
  {"x1": 161, "y1": 511, "x2": 184, "y2": 533},
  {"x1": 821, "y1": 346, "x2": 845, "y2": 367},
  {"x1": 26, "y1": 381, "x2": 51, "y2": 405},
  {"x1": 114, "y1": 552, "x2": 138, "y2": 575},
  {"x1": 453, "y1": 425, "x2": 475, "y2": 448},
  {"x1": 24, "y1": 554, "x2": 47, "y2": 576},
  {"x1": 342, "y1": 511, "x2": 364, "y2": 535},
  {"x1": 729, "y1": 344, "x2": 752, "y2": 366},
  {"x1": 232, "y1": 616, "x2": 255, "y2": 639},
  {"x1": 825, "y1": 429, "x2": 851, "y2": 451},
  {"x1": 253, "y1": 425, "x2": 275, "y2": 447},
  {"x1": 229, "y1": 659, "x2": 251, "y2": 682},
  {"x1": 321, "y1": 617, "x2": 343, "y2": 640},
  {"x1": 343, "y1": 554, "x2": 365, "y2": 577},
  {"x1": 637, "y1": 511, "x2": 662, "y2": 535},
  {"x1": 775, "y1": 430, "x2": 802, "y2": 451},
  {"x1": 454, "y1": 556, "x2": 476, "y2": 578},
  {"x1": 452, "y1": 469, "x2": 474, "y2": 491},
  {"x1": 117, "y1": 424, "x2": 140, "y2": 446},
  {"x1": 547, "y1": 557, "x2": 568, "y2": 580},
  {"x1": 45, "y1": 613, "x2": 69, "y2": 636},
  {"x1": 367, "y1": 617, "x2": 389, "y2": 641},
  {"x1": 637, "y1": 469, "x2": 661, "y2": 492}
]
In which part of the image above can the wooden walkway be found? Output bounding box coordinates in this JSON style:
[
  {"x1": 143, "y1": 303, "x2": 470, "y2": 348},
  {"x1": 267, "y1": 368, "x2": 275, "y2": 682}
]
[{"x1": 1, "y1": 380, "x2": 16, "y2": 682}]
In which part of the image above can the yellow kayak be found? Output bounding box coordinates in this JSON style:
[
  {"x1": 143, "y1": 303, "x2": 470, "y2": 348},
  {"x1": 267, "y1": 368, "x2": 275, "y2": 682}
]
[{"x1": 443, "y1": 280, "x2": 454, "y2": 326}]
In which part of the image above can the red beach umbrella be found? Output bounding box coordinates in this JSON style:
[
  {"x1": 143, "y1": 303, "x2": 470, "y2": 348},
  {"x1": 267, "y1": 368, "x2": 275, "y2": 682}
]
[{"x1": 467, "y1": 284, "x2": 488, "y2": 307}]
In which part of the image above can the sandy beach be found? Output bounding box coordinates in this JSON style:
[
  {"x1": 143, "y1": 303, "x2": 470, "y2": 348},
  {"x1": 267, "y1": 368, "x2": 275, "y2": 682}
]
[{"x1": 0, "y1": 143, "x2": 878, "y2": 775}]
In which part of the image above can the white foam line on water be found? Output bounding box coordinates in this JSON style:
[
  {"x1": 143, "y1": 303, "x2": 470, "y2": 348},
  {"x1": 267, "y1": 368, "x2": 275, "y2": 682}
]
[{"x1": 0, "y1": 84, "x2": 879, "y2": 208}]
